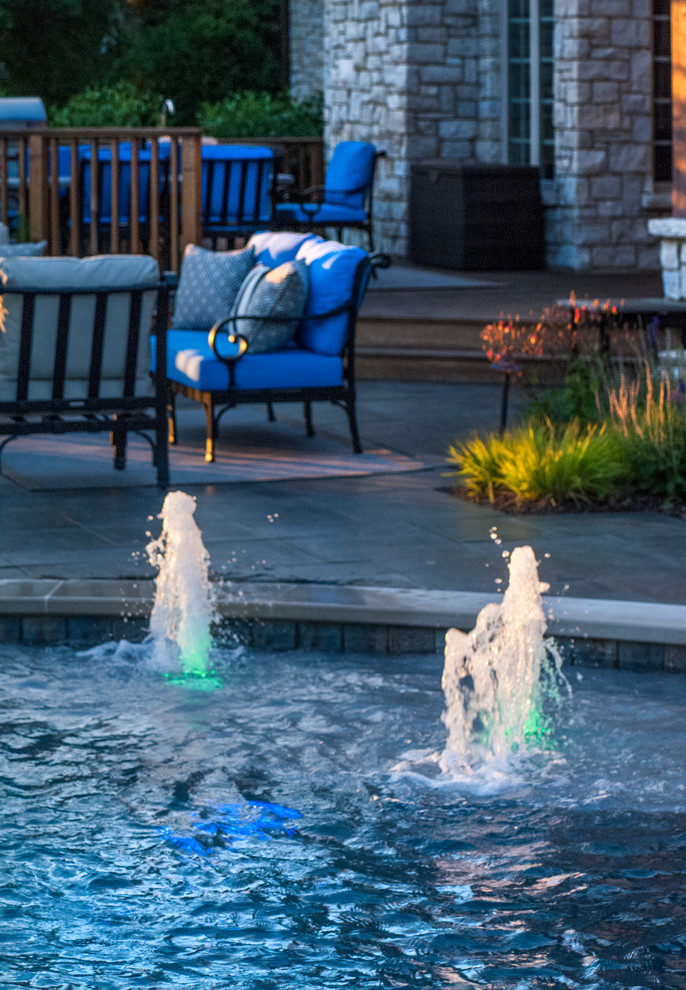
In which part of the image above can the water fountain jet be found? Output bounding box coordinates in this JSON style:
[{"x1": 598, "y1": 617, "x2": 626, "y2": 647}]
[
  {"x1": 146, "y1": 490, "x2": 218, "y2": 686},
  {"x1": 440, "y1": 545, "x2": 560, "y2": 774}
]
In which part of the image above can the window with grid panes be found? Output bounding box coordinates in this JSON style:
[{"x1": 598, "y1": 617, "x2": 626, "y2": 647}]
[{"x1": 507, "y1": 0, "x2": 554, "y2": 179}]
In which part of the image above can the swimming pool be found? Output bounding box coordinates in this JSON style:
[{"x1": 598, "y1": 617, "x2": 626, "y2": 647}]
[{"x1": 2, "y1": 640, "x2": 684, "y2": 989}]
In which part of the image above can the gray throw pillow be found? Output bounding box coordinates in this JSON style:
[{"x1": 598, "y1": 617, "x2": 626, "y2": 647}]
[
  {"x1": 0, "y1": 241, "x2": 47, "y2": 257},
  {"x1": 172, "y1": 244, "x2": 254, "y2": 330},
  {"x1": 230, "y1": 259, "x2": 309, "y2": 353}
]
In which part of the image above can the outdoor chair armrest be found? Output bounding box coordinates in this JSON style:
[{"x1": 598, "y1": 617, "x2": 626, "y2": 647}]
[
  {"x1": 370, "y1": 252, "x2": 392, "y2": 272},
  {"x1": 208, "y1": 317, "x2": 249, "y2": 364},
  {"x1": 208, "y1": 317, "x2": 248, "y2": 388},
  {"x1": 299, "y1": 182, "x2": 370, "y2": 203}
]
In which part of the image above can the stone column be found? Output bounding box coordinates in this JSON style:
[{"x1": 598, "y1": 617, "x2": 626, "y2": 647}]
[
  {"x1": 323, "y1": 0, "x2": 497, "y2": 255},
  {"x1": 547, "y1": 0, "x2": 655, "y2": 270}
]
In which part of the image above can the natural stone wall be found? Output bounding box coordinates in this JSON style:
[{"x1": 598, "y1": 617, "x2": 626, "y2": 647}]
[
  {"x1": 323, "y1": 0, "x2": 502, "y2": 254},
  {"x1": 291, "y1": 0, "x2": 664, "y2": 269},
  {"x1": 289, "y1": 0, "x2": 325, "y2": 101},
  {"x1": 548, "y1": 0, "x2": 660, "y2": 270}
]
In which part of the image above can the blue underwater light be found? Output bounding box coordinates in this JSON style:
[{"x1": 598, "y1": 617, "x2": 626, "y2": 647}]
[{"x1": 159, "y1": 800, "x2": 303, "y2": 855}]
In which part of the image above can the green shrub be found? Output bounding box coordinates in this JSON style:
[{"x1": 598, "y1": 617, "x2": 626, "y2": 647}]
[
  {"x1": 198, "y1": 91, "x2": 323, "y2": 139},
  {"x1": 526, "y1": 356, "x2": 607, "y2": 427},
  {"x1": 48, "y1": 83, "x2": 163, "y2": 128},
  {"x1": 448, "y1": 421, "x2": 628, "y2": 509}
]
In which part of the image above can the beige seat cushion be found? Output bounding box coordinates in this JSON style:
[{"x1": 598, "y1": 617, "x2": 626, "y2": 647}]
[{"x1": 0, "y1": 254, "x2": 160, "y2": 401}]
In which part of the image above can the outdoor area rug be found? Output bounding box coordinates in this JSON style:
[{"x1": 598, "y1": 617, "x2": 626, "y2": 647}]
[{"x1": 0, "y1": 416, "x2": 425, "y2": 491}]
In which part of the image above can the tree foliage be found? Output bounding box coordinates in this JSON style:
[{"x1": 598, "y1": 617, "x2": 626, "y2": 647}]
[
  {"x1": 105, "y1": 0, "x2": 282, "y2": 124},
  {"x1": 0, "y1": 0, "x2": 118, "y2": 104},
  {"x1": 0, "y1": 0, "x2": 284, "y2": 125}
]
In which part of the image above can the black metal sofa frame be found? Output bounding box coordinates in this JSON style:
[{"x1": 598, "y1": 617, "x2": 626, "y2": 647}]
[{"x1": 0, "y1": 280, "x2": 171, "y2": 487}]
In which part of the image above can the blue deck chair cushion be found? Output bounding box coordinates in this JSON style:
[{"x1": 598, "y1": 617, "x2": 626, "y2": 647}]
[
  {"x1": 274, "y1": 202, "x2": 368, "y2": 226},
  {"x1": 79, "y1": 146, "x2": 157, "y2": 226},
  {"x1": 294, "y1": 238, "x2": 369, "y2": 355},
  {"x1": 324, "y1": 141, "x2": 377, "y2": 209},
  {"x1": 153, "y1": 331, "x2": 344, "y2": 392},
  {"x1": 201, "y1": 145, "x2": 273, "y2": 230},
  {"x1": 230, "y1": 259, "x2": 309, "y2": 353},
  {"x1": 172, "y1": 244, "x2": 254, "y2": 331}
]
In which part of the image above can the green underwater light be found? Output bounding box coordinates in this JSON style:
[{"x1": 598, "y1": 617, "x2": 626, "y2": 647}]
[
  {"x1": 163, "y1": 668, "x2": 223, "y2": 692},
  {"x1": 523, "y1": 703, "x2": 556, "y2": 749}
]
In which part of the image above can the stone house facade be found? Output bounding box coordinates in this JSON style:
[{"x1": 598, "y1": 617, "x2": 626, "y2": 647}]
[{"x1": 288, "y1": 0, "x2": 670, "y2": 271}]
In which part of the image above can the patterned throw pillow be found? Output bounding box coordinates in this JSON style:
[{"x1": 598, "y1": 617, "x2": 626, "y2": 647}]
[
  {"x1": 0, "y1": 241, "x2": 47, "y2": 257},
  {"x1": 172, "y1": 244, "x2": 254, "y2": 331},
  {"x1": 230, "y1": 259, "x2": 309, "y2": 353}
]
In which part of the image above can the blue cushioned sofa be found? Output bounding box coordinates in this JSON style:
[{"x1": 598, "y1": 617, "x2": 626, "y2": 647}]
[{"x1": 160, "y1": 231, "x2": 374, "y2": 462}]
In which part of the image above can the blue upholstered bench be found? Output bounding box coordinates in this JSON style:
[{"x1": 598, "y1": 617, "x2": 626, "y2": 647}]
[{"x1": 159, "y1": 231, "x2": 374, "y2": 462}]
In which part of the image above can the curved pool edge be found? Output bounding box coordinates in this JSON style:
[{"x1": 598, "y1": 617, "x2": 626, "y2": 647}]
[{"x1": 0, "y1": 578, "x2": 684, "y2": 673}]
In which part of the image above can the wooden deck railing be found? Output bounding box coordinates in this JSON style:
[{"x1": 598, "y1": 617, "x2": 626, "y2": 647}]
[
  {"x1": 0, "y1": 128, "x2": 203, "y2": 271},
  {"x1": 0, "y1": 130, "x2": 324, "y2": 271},
  {"x1": 219, "y1": 136, "x2": 325, "y2": 194}
]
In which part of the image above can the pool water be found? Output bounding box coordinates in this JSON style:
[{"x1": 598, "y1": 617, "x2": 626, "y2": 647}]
[{"x1": 1, "y1": 642, "x2": 685, "y2": 989}]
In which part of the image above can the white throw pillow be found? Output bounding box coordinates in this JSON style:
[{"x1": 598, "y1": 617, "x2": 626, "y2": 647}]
[
  {"x1": 172, "y1": 244, "x2": 254, "y2": 331},
  {"x1": 230, "y1": 259, "x2": 309, "y2": 353}
]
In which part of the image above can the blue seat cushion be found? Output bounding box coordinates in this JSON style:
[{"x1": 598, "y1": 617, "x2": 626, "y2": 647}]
[
  {"x1": 274, "y1": 202, "x2": 368, "y2": 225},
  {"x1": 294, "y1": 239, "x2": 369, "y2": 356},
  {"x1": 153, "y1": 331, "x2": 344, "y2": 392},
  {"x1": 248, "y1": 231, "x2": 319, "y2": 267}
]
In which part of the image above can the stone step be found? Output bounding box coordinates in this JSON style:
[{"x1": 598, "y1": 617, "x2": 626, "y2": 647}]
[
  {"x1": 356, "y1": 315, "x2": 487, "y2": 351},
  {"x1": 355, "y1": 315, "x2": 562, "y2": 383}
]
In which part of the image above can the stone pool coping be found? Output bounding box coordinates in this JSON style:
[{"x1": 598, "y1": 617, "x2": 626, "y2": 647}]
[{"x1": 1, "y1": 578, "x2": 685, "y2": 672}]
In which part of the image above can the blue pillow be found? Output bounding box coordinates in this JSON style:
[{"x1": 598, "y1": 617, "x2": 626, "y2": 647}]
[
  {"x1": 230, "y1": 259, "x2": 309, "y2": 353},
  {"x1": 295, "y1": 239, "x2": 369, "y2": 355},
  {"x1": 172, "y1": 244, "x2": 254, "y2": 331},
  {"x1": 0, "y1": 241, "x2": 47, "y2": 258}
]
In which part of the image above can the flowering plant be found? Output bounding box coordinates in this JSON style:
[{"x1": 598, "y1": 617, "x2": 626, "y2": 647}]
[{"x1": 481, "y1": 294, "x2": 641, "y2": 369}]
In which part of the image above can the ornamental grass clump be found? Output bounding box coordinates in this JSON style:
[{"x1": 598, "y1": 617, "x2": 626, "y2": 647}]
[
  {"x1": 608, "y1": 369, "x2": 686, "y2": 501},
  {"x1": 448, "y1": 421, "x2": 628, "y2": 511}
]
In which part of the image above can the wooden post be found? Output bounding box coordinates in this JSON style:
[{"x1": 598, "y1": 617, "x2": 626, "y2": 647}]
[
  {"x1": 149, "y1": 134, "x2": 160, "y2": 261},
  {"x1": 110, "y1": 138, "x2": 120, "y2": 254},
  {"x1": 170, "y1": 137, "x2": 179, "y2": 270},
  {"x1": 69, "y1": 140, "x2": 80, "y2": 256},
  {"x1": 672, "y1": 0, "x2": 686, "y2": 216},
  {"x1": 180, "y1": 133, "x2": 202, "y2": 265},
  {"x1": 89, "y1": 139, "x2": 99, "y2": 256},
  {"x1": 28, "y1": 133, "x2": 48, "y2": 243},
  {"x1": 130, "y1": 138, "x2": 141, "y2": 254},
  {"x1": 48, "y1": 136, "x2": 61, "y2": 254}
]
